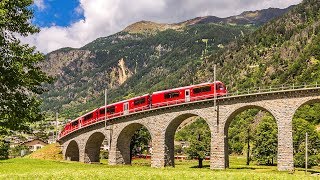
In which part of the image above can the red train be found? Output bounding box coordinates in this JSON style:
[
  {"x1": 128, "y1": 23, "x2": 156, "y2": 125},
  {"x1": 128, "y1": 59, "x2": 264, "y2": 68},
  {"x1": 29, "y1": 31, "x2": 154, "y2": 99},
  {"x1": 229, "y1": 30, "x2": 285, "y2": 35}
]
[{"x1": 59, "y1": 81, "x2": 227, "y2": 138}]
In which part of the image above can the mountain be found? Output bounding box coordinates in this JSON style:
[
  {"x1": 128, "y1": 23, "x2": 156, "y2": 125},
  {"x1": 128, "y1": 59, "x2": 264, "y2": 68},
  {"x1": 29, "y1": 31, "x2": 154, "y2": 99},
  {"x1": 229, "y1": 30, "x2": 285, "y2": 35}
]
[
  {"x1": 181, "y1": 7, "x2": 293, "y2": 26},
  {"x1": 195, "y1": 0, "x2": 320, "y2": 91},
  {"x1": 122, "y1": 7, "x2": 291, "y2": 34},
  {"x1": 40, "y1": 7, "x2": 291, "y2": 118}
]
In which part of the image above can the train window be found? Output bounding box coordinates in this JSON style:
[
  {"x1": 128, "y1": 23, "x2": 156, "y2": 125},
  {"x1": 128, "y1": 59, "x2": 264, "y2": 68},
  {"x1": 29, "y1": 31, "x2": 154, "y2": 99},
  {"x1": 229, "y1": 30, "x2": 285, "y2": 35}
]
[
  {"x1": 164, "y1": 92, "x2": 180, "y2": 99},
  {"x1": 134, "y1": 98, "x2": 146, "y2": 105},
  {"x1": 100, "y1": 109, "x2": 105, "y2": 114},
  {"x1": 71, "y1": 120, "x2": 79, "y2": 126},
  {"x1": 84, "y1": 113, "x2": 93, "y2": 121},
  {"x1": 107, "y1": 106, "x2": 115, "y2": 114},
  {"x1": 193, "y1": 86, "x2": 211, "y2": 94},
  {"x1": 216, "y1": 83, "x2": 225, "y2": 90}
]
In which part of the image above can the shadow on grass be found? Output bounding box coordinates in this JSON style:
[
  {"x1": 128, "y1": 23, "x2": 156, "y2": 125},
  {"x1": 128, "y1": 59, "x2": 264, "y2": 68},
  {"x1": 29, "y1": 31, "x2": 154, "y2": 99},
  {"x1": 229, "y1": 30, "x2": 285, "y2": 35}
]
[
  {"x1": 231, "y1": 166, "x2": 258, "y2": 170},
  {"x1": 190, "y1": 165, "x2": 210, "y2": 169}
]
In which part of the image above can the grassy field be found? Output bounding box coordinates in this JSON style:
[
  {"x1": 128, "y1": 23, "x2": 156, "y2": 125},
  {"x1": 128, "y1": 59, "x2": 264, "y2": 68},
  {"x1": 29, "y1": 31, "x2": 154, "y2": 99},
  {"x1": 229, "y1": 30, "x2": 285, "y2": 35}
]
[{"x1": 0, "y1": 156, "x2": 319, "y2": 179}]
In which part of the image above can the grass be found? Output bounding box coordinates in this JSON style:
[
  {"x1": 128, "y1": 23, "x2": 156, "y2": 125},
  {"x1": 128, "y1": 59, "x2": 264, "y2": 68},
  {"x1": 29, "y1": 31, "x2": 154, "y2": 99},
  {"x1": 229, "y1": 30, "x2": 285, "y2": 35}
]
[
  {"x1": 26, "y1": 143, "x2": 63, "y2": 161},
  {"x1": 0, "y1": 156, "x2": 319, "y2": 179}
]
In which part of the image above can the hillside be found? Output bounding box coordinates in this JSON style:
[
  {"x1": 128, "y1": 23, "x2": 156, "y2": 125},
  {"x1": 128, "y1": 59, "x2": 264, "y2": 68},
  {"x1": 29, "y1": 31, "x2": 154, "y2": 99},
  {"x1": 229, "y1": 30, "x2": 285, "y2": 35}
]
[
  {"x1": 41, "y1": 7, "x2": 290, "y2": 119},
  {"x1": 196, "y1": 0, "x2": 320, "y2": 91}
]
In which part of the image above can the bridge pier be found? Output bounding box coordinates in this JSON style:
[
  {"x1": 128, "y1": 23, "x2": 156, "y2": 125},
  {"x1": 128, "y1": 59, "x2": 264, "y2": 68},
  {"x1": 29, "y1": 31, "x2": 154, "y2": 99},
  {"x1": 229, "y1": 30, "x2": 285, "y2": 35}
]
[
  {"x1": 210, "y1": 132, "x2": 228, "y2": 169},
  {"x1": 276, "y1": 116, "x2": 294, "y2": 171},
  {"x1": 151, "y1": 134, "x2": 166, "y2": 168}
]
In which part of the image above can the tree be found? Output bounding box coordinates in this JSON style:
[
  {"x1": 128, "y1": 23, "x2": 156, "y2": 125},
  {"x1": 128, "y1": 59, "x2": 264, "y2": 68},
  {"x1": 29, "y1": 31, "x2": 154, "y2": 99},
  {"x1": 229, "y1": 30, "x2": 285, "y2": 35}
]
[
  {"x1": 293, "y1": 118, "x2": 320, "y2": 167},
  {"x1": 185, "y1": 118, "x2": 211, "y2": 168},
  {"x1": 130, "y1": 127, "x2": 151, "y2": 160},
  {"x1": 228, "y1": 109, "x2": 259, "y2": 165},
  {"x1": 0, "y1": 0, "x2": 52, "y2": 135},
  {"x1": 252, "y1": 116, "x2": 278, "y2": 165}
]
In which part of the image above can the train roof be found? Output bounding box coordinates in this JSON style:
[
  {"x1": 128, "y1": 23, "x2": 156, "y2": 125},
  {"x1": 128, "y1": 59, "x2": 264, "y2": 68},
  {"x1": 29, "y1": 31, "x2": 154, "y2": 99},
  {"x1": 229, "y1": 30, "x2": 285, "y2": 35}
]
[{"x1": 152, "y1": 81, "x2": 223, "y2": 95}]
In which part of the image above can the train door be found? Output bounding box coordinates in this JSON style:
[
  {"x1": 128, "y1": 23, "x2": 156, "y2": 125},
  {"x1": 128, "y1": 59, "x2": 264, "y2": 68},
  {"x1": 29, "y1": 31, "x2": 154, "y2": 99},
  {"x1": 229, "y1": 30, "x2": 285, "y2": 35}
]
[
  {"x1": 185, "y1": 89, "x2": 190, "y2": 102},
  {"x1": 124, "y1": 102, "x2": 129, "y2": 115}
]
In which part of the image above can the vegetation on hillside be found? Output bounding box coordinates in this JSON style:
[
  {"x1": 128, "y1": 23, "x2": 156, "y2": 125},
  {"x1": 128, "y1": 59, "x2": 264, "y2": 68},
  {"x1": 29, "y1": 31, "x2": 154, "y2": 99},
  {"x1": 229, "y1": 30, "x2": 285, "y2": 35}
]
[{"x1": 199, "y1": 0, "x2": 320, "y2": 91}]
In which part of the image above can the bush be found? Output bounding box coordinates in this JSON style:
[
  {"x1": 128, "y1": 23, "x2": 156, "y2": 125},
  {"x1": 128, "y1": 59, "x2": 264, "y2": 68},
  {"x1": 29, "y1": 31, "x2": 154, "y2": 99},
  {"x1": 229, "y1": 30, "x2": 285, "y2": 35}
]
[
  {"x1": 100, "y1": 150, "x2": 109, "y2": 159},
  {"x1": 0, "y1": 140, "x2": 9, "y2": 160}
]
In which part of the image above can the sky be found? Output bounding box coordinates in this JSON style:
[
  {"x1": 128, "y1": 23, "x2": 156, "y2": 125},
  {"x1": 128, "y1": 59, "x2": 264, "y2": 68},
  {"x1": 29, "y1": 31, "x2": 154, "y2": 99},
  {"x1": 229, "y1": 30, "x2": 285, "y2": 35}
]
[{"x1": 22, "y1": 0, "x2": 302, "y2": 54}]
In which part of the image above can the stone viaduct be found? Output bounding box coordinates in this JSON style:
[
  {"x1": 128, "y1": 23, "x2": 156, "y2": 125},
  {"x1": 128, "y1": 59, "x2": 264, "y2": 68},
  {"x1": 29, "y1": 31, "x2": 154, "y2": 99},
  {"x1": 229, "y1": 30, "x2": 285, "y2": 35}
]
[{"x1": 58, "y1": 87, "x2": 320, "y2": 171}]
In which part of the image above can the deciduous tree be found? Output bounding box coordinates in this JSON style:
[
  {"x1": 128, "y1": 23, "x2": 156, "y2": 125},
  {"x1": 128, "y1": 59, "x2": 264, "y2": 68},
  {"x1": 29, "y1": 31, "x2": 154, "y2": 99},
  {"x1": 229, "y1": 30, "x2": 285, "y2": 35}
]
[{"x1": 0, "y1": 0, "x2": 52, "y2": 135}]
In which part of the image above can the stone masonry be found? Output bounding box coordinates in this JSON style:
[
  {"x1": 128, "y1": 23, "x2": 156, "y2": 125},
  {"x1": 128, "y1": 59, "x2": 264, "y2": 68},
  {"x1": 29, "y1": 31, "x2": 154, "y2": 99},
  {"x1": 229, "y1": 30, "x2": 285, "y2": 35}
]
[{"x1": 59, "y1": 88, "x2": 320, "y2": 171}]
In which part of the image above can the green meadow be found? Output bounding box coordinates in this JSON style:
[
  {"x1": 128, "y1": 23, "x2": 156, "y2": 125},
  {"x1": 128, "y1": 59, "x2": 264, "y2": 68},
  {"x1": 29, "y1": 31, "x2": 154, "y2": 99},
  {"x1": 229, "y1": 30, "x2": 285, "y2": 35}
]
[{"x1": 0, "y1": 156, "x2": 319, "y2": 180}]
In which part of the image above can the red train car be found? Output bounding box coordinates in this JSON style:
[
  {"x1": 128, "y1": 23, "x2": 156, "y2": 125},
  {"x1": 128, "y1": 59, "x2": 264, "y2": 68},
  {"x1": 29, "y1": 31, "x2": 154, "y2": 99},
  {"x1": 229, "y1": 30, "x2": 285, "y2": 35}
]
[
  {"x1": 151, "y1": 81, "x2": 227, "y2": 108},
  {"x1": 96, "y1": 94, "x2": 150, "y2": 120},
  {"x1": 81, "y1": 109, "x2": 99, "y2": 127},
  {"x1": 189, "y1": 81, "x2": 227, "y2": 101}
]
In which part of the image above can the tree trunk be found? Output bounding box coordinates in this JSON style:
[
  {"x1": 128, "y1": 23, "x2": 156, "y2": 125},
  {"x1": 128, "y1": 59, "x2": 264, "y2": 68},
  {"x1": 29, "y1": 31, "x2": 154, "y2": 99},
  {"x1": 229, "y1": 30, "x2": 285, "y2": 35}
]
[
  {"x1": 198, "y1": 158, "x2": 203, "y2": 168},
  {"x1": 246, "y1": 128, "x2": 250, "y2": 165}
]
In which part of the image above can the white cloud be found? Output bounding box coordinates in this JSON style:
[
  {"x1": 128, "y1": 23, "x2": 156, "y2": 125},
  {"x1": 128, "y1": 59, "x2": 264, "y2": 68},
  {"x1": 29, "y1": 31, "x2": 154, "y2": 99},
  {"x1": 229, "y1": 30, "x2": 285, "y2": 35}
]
[
  {"x1": 21, "y1": 0, "x2": 302, "y2": 53},
  {"x1": 34, "y1": 0, "x2": 46, "y2": 11}
]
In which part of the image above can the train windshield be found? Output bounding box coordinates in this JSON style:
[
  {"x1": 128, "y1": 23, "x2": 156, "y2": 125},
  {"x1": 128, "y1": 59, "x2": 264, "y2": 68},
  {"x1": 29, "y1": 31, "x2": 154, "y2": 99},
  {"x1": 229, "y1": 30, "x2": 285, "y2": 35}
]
[{"x1": 216, "y1": 83, "x2": 225, "y2": 90}]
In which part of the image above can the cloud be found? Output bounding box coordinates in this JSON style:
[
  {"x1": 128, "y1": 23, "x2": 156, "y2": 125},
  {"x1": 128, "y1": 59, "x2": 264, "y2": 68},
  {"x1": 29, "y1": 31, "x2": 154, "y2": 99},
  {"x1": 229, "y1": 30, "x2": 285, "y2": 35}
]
[
  {"x1": 34, "y1": 0, "x2": 46, "y2": 11},
  {"x1": 21, "y1": 0, "x2": 302, "y2": 53}
]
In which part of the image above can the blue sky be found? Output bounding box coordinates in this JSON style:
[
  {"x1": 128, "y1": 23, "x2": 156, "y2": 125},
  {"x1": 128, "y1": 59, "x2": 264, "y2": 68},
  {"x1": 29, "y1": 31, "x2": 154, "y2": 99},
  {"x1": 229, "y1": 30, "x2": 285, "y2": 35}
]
[
  {"x1": 32, "y1": 0, "x2": 84, "y2": 27},
  {"x1": 25, "y1": 0, "x2": 302, "y2": 53}
]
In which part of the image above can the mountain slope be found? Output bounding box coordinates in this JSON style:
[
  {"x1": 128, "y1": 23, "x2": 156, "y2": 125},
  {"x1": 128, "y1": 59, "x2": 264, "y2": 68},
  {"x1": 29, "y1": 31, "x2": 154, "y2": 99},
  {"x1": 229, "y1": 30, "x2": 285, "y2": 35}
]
[
  {"x1": 40, "y1": 7, "x2": 291, "y2": 118},
  {"x1": 195, "y1": 0, "x2": 320, "y2": 91}
]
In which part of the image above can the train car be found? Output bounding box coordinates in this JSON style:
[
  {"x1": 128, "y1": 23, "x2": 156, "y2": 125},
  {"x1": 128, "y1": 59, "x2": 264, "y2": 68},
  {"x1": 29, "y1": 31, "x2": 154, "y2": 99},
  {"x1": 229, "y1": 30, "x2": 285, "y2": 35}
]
[
  {"x1": 96, "y1": 101, "x2": 125, "y2": 121},
  {"x1": 189, "y1": 81, "x2": 227, "y2": 101},
  {"x1": 97, "y1": 94, "x2": 150, "y2": 121},
  {"x1": 59, "y1": 122, "x2": 70, "y2": 137},
  {"x1": 128, "y1": 94, "x2": 150, "y2": 113},
  {"x1": 81, "y1": 109, "x2": 99, "y2": 127},
  {"x1": 151, "y1": 86, "x2": 188, "y2": 108},
  {"x1": 151, "y1": 81, "x2": 227, "y2": 108},
  {"x1": 59, "y1": 119, "x2": 80, "y2": 137}
]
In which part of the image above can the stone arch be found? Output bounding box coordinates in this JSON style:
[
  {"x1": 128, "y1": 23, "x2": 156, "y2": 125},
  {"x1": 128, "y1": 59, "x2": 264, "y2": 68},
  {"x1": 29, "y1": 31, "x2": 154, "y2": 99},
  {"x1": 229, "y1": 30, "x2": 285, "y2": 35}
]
[
  {"x1": 84, "y1": 132, "x2": 105, "y2": 163},
  {"x1": 224, "y1": 105, "x2": 277, "y2": 134},
  {"x1": 293, "y1": 98, "x2": 320, "y2": 115},
  {"x1": 164, "y1": 113, "x2": 212, "y2": 167},
  {"x1": 116, "y1": 123, "x2": 153, "y2": 165},
  {"x1": 223, "y1": 105, "x2": 278, "y2": 168},
  {"x1": 65, "y1": 140, "x2": 79, "y2": 161}
]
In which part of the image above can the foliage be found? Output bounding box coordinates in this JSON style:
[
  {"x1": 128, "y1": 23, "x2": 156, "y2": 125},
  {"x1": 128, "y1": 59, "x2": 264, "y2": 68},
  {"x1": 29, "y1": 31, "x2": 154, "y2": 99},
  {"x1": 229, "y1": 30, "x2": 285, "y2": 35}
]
[
  {"x1": 130, "y1": 127, "x2": 151, "y2": 157},
  {"x1": 182, "y1": 118, "x2": 210, "y2": 168},
  {"x1": 200, "y1": 0, "x2": 320, "y2": 91},
  {"x1": 9, "y1": 145, "x2": 30, "y2": 158},
  {"x1": 0, "y1": 139, "x2": 9, "y2": 159},
  {"x1": 293, "y1": 118, "x2": 320, "y2": 167},
  {"x1": 252, "y1": 116, "x2": 278, "y2": 165},
  {"x1": 100, "y1": 150, "x2": 109, "y2": 159},
  {"x1": 228, "y1": 109, "x2": 259, "y2": 155},
  {"x1": 294, "y1": 104, "x2": 320, "y2": 125},
  {"x1": 0, "y1": 0, "x2": 52, "y2": 135}
]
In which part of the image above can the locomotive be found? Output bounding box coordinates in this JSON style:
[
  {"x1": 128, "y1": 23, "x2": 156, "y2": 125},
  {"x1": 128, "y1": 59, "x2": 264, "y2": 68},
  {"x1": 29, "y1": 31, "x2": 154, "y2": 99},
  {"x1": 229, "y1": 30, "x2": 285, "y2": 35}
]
[{"x1": 59, "y1": 81, "x2": 227, "y2": 138}]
